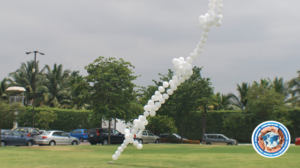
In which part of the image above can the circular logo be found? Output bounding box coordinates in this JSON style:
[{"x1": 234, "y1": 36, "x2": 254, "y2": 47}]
[{"x1": 252, "y1": 121, "x2": 290, "y2": 158}]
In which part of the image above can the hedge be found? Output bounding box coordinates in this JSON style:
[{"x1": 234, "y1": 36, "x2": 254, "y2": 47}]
[{"x1": 160, "y1": 138, "x2": 200, "y2": 144}]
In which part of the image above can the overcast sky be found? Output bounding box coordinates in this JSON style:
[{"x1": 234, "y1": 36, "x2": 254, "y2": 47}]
[{"x1": 1, "y1": 0, "x2": 300, "y2": 96}]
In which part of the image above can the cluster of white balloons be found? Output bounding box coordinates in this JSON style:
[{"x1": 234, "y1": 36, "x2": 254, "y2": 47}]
[{"x1": 112, "y1": 0, "x2": 223, "y2": 161}]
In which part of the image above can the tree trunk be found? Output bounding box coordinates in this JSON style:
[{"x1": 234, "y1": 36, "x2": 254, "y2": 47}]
[
  {"x1": 180, "y1": 122, "x2": 183, "y2": 143},
  {"x1": 108, "y1": 118, "x2": 111, "y2": 145},
  {"x1": 202, "y1": 108, "x2": 207, "y2": 138}
]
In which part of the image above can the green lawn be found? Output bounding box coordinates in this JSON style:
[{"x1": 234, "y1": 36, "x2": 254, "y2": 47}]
[{"x1": 0, "y1": 144, "x2": 299, "y2": 168}]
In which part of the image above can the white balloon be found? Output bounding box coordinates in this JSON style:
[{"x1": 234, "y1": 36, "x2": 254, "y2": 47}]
[
  {"x1": 133, "y1": 141, "x2": 139, "y2": 146},
  {"x1": 131, "y1": 129, "x2": 137, "y2": 134},
  {"x1": 139, "y1": 115, "x2": 146, "y2": 121},
  {"x1": 118, "y1": 147, "x2": 124, "y2": 152},
  {"x1": 188, "y1": 70, "x2": 193, "y2": 76},
  {"x1": 178, "y1": 66, "x2": 184, "y2": 72},
  {"x1": 207, "y1": 19, "x2": 215, "y2": 26},
  {"x1": 133, "y1": 119, "x2": 138, "y2": 125},
  {"x1": 196, "y1": 48, "x2": 202, "y2": 53},
  {"x1": 216, "y1": 0, "x2": 222, "y2": 3},
  {"x1": 175, "y1": 80, "x2": 181, "y2": 86},
  {"x1": 169, "y1": 80, "x2": 175, "y2": 86},
  {"x1": 143, "y1": 105, "x2": 149, "y2": 112},
  {"x1": 209, "y1": 0, "x2": 216, "y2": 3},
  {"x1": 155, "y1": 102, "x2": 161, "y2": 108},
  {"x1": 179, "y1": 57, "x2": 184, "y2": 62},
  {"x1": 208, "y1": 3, "x2": 215, "y2": 10},
  {"x1": 148, "y1": 100, "x2": 154, "y2": 106},
  {"x1": 194, "y1": 49, "x2": 201, "y2": 55},
  {"x1": 151, "y1": 105, "x2": 156, "y2": 111},
  {"x1": 121, "y1": 143, "x2": 127, "y2": 149},
  {"x1": 167, "y1": 89, "x2": 173, "y2": 95},
  {"x1": 197, "y1": 43, "x2": 204, "y2": 49},
  {"x1": 199, "y1": 15, "x2": 206, "y2": 23},
  {"x1": 163, "y1": 81, "x2": 169, "y2": 88},
  {"x1": 128, "y1": 138, "x2": 134, "y2": 143},
  {"x1": 143, "y1": 120, "x2": 148, "y2": 126},
  {"x1": 215, "y1": 9, "x2": 222, "y2": 15},
  {"x1": 159, "y1": 97, "x2": 165, "y2": 104},
  {"x1": 215, "y1": 20, "x2": 222, "y2": 27},
  {"x1": 155, "y1": 106, "x2": 159, "y2": 111},
  {"x1": 179, "y1": 77, "x2": 185, "y2": 83},
  {"x1": 133, "y1": 124, "x2": 139, "y2": 130},
  {"x1": 200, "y1": 37, "x2": 207, "y2": 43},
  {"x1": 112, "y1": 154, "x2": 118, "y2": 160},
  {"x1": 125, "y1": 134, "x2": 130, "y2": 139},
  {"x1": 186, "y1": 57, "x2": 193, "y2": 64},
  {"x1": 150, "y1": 111, "x2": 156, "y2": 116},
  {"x1": 189, "y1": 53, "x2": 196, "y2": 59},
  {"x1": 115, "y1": 152, "x2": 121, "y2": 157},
  {"x1": 176, "y1": 71, "x2": 182, "y2": 77},
  {"x1": 203, "y1": 25, "x2": 210, "y2": 32},
  {"x1": 202, "y1": 32, "x2": 209, "y2": 38},
  {"x1": 151, "y1": 95, "x2": 158, "y2": 101},
  {"x1": 172, "y1": 58, "x2": 180, "y2": 65},
  {"x1": 163, "y1": 93, "x2": 169, "y2": 99},
  {"x1": 208, "y1": 10, "x2": 215, "y2": 18},
  {"x1": 124, "y1": 129, "x2": 130, "y2": 134},
  {"x1": 158, "y1": 86, "x2": 165, "y2": 93},
  {"x1": 219, "y1": 14, "x2": 223, "y2": 20},
  {"x1": 123, "y1": 139, "x2": 129, "y2": 145},
  {"x1": 172, "y1": 75, "x2": 178, "y2": 81},
  {"x1": 137, "y1": 144, "x2": 143, "y2": 149},
  {"x1": 170, "y1": 85, "x2": 177, "y2": 91},
  {"x1": 198, "y1": 22, "x2": 206, "y2": 29},
  {"x1": 144, "y1": 111, "x2": 149, "y2": 117},
  {"x1": 155, "y1": 91, "x2": 160, "y2": 97}
]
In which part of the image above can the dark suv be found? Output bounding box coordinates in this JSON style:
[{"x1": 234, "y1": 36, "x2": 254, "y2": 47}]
[
  {"x1": 13, "y1": 127, "x2": 41, "y2": 137},
  {"x1": 87, "y1": 128, "x2": 124, "y2": 145}
]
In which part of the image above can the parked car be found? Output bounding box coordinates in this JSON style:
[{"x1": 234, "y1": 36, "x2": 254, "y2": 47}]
[
  {"x1": 134, "y1": 130, "x2": 160, "y2": 144},
  {"x1": 202, "y1": 133, "x2": 238, "y2": 145},
  {"x1": 69, "y1": 129, "x2": 88, "y2": 142},
  {"x1": 1, "y1": 130, "x2": 35, "y2": 147},
  {"x1": 13, "y1": 127, "x2": 41, "y2": 137},
  {"x1": 39, "y1": 130, "x2": 46, "y2": 134},
  {"x1": 34, "y1": 131, "x2": 80, "y2": 146},
  {"x1": 159, "y1": 133, "x2": 188, "y2": 140},
  {"x1": 295, "y1": 137, "x2": 300, "y2": 145},
  {"x1": 87, "y1": 128, "x2": 124, "y2": 145}
]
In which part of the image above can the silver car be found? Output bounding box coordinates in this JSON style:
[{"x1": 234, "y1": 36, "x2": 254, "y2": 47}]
[
  {"x1": 34, "y1": 131, "x2": 80, "y2": 146},
  {"x1": 134, "y1": 130, "x2": 160, "y2": 144},
  {"x1": 202, "y1": 134, "x2": 238, "y2": 145}
]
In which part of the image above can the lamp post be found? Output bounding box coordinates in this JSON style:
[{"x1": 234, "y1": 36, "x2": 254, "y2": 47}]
[{"x1": 26, "y1": 51, "x2": 45, "y2": 127}]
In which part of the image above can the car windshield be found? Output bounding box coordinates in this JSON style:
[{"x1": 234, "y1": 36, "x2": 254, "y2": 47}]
[
  {"x1": 221, "y1": 135, "x2": 229, "y2": 139},
  {"x1": 29, "y1": 128, "x2": 39, "y2": 133},
  {"x1": 172, "y1": 133, "x2": 182, "y2": 139}
]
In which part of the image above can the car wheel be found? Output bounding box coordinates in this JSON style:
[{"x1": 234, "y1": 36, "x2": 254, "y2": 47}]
[
  {"x1": 1, "y1": 141, "x2": 6, "y2": 147},
  {"x1": 49, "y1": 141, "x2": 56, "y2": 146},
  {"x1": 80, "y1": 138, "x2": 84, "y2": 142},
  {"x1": 27, "y1": 141, "x2": 33, "y2": 146},
  {"x1": 102, "y1": 139, "x2": 108, "y2": 145},
  {"x1": 155, "y1": 139, "x2": 159, "y2": 143},
  {"x1": 72, "y1": 141, "x2": 78, "y2": 145},
  {"x1": 227, "y1": 143, "x2": 233, "y2": 145},
  {"x1": 206, "y1": 142, "x2": 211, "y2": 145},
  {"x1": 138, "y1": 139, "x2": 143, "y2": 144}
]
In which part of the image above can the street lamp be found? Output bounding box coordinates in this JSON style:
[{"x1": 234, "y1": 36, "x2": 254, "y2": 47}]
[{"x1": 26, "y1": 51, "x2": 45, "y2": 127}]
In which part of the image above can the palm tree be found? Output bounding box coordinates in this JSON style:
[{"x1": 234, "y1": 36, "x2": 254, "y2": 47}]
[
  {"x1": 285, "y1": 70, "x2": 300, "y2": 107},
  {"x1": 0, "y1": 78, "x2": 9, "y2": 100},
  {"x1": 213, "y1": 92, "x2": 235, "y2": 110},
  {"x1": 8, "y1": 60, "x2": 47, "y2": 105},
  {"x1": 229, "y1": 82, "x2": 251, "y2": 110},
  {"x1": 41, "y1": 63, "x2": 71, "y2": 107}
]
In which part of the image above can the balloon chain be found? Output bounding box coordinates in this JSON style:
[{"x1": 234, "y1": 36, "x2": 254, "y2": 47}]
[{"x1": 112, "y1": 0, "x2": 223, "y2": 160}]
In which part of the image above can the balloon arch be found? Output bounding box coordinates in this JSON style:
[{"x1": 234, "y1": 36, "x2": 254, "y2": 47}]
[{"x1": 112, "y1": 0, "x2": 224, "y2": 160}]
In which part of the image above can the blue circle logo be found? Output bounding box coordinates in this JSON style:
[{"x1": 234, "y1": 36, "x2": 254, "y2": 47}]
[{"x1": 252, "y1": 121, "x2": 290, "y2": 158}]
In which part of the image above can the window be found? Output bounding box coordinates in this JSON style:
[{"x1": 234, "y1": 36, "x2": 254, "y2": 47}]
[
  {"x1": 19, "y1": 128, "x2": 25, "y2": 133},
  {"x1": 84, "y1": 130, "x2": 88, "y2": 133},
  {"x1": 61, "y1": 133, "x2": 69, "y2": 137},
  {"x1": 89, "y1": 129, "x2": 96, "y2": 134},
  {"x1": 2, "y1": 131, "x2": 13, "y2": 135},
  {"x1": 218, "y1": 135, "x2": 226, "y2": 140},
  {"x1": 13, "y1": 131, "x2": 22, "y2": 137},
  {"x1": 77, "y1": 130, "x2": 83, "y2": 134},
  {"x1": 30, "y1": 128, "x2": 39, "y2": 133},
  {"x1": 52, "y1": 132, "x2": 62, "y2": 136},
  {"x1": 72, "y1": 130, "x2": 77, "y2": 134},
  {"x1": 147, "y1": 131, "x2": 154, "y2": 136},
  {"x1": 211, "y1": 135, "x2": 217, "y2": 139},
  {"x1": 113, "y1": 130, "x2": 120, "y2": 134},
  {"x1": 142, "y1": 131, "x2": 147, "y2": 135},
  {"x1": 161, "y1": 134, "x2": 169, "y2": 138}
]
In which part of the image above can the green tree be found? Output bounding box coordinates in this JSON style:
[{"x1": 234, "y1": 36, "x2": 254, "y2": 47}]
[
  {"x1": 246, "y1": 84, "x2": 290, "y2": 126},
  {"x1": 0, "y1": 101, "x2": 25, "y2": 144},
  {"x1": 213, "y1": 92, "x2": 235, "y2": 110},
  {"x1": 42, "y1": 63, "x2": 71, "y2": 107},
  {"x1": 0, "y1": 78, "x2": 9, "y2": 100},
  {"x1": 152, "y1": 67, "x2": 214, "y2": 142},
  {"x1": 229, "y1": 82, "x2": 251, "y2": 110},
  {"x1": 35, "y1": 110, "x2": 57, "y2": 130},
  {"x1": 85, "y1": 56, "x2": 141, "y2": 144},
  {"x1": 146, "y1": 115, "x2": 177, "y2": 136},
  {"x1": 286, "y1": 70, "x2": 300, "y2": 107},
  {"x1": 8, "y1": 60, "x2": 47, "y2": 106}
]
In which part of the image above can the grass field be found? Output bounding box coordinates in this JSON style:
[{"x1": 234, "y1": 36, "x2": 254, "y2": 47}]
[{"x1": 0, "y1": 144, "x2": 300, "y2": 168}]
